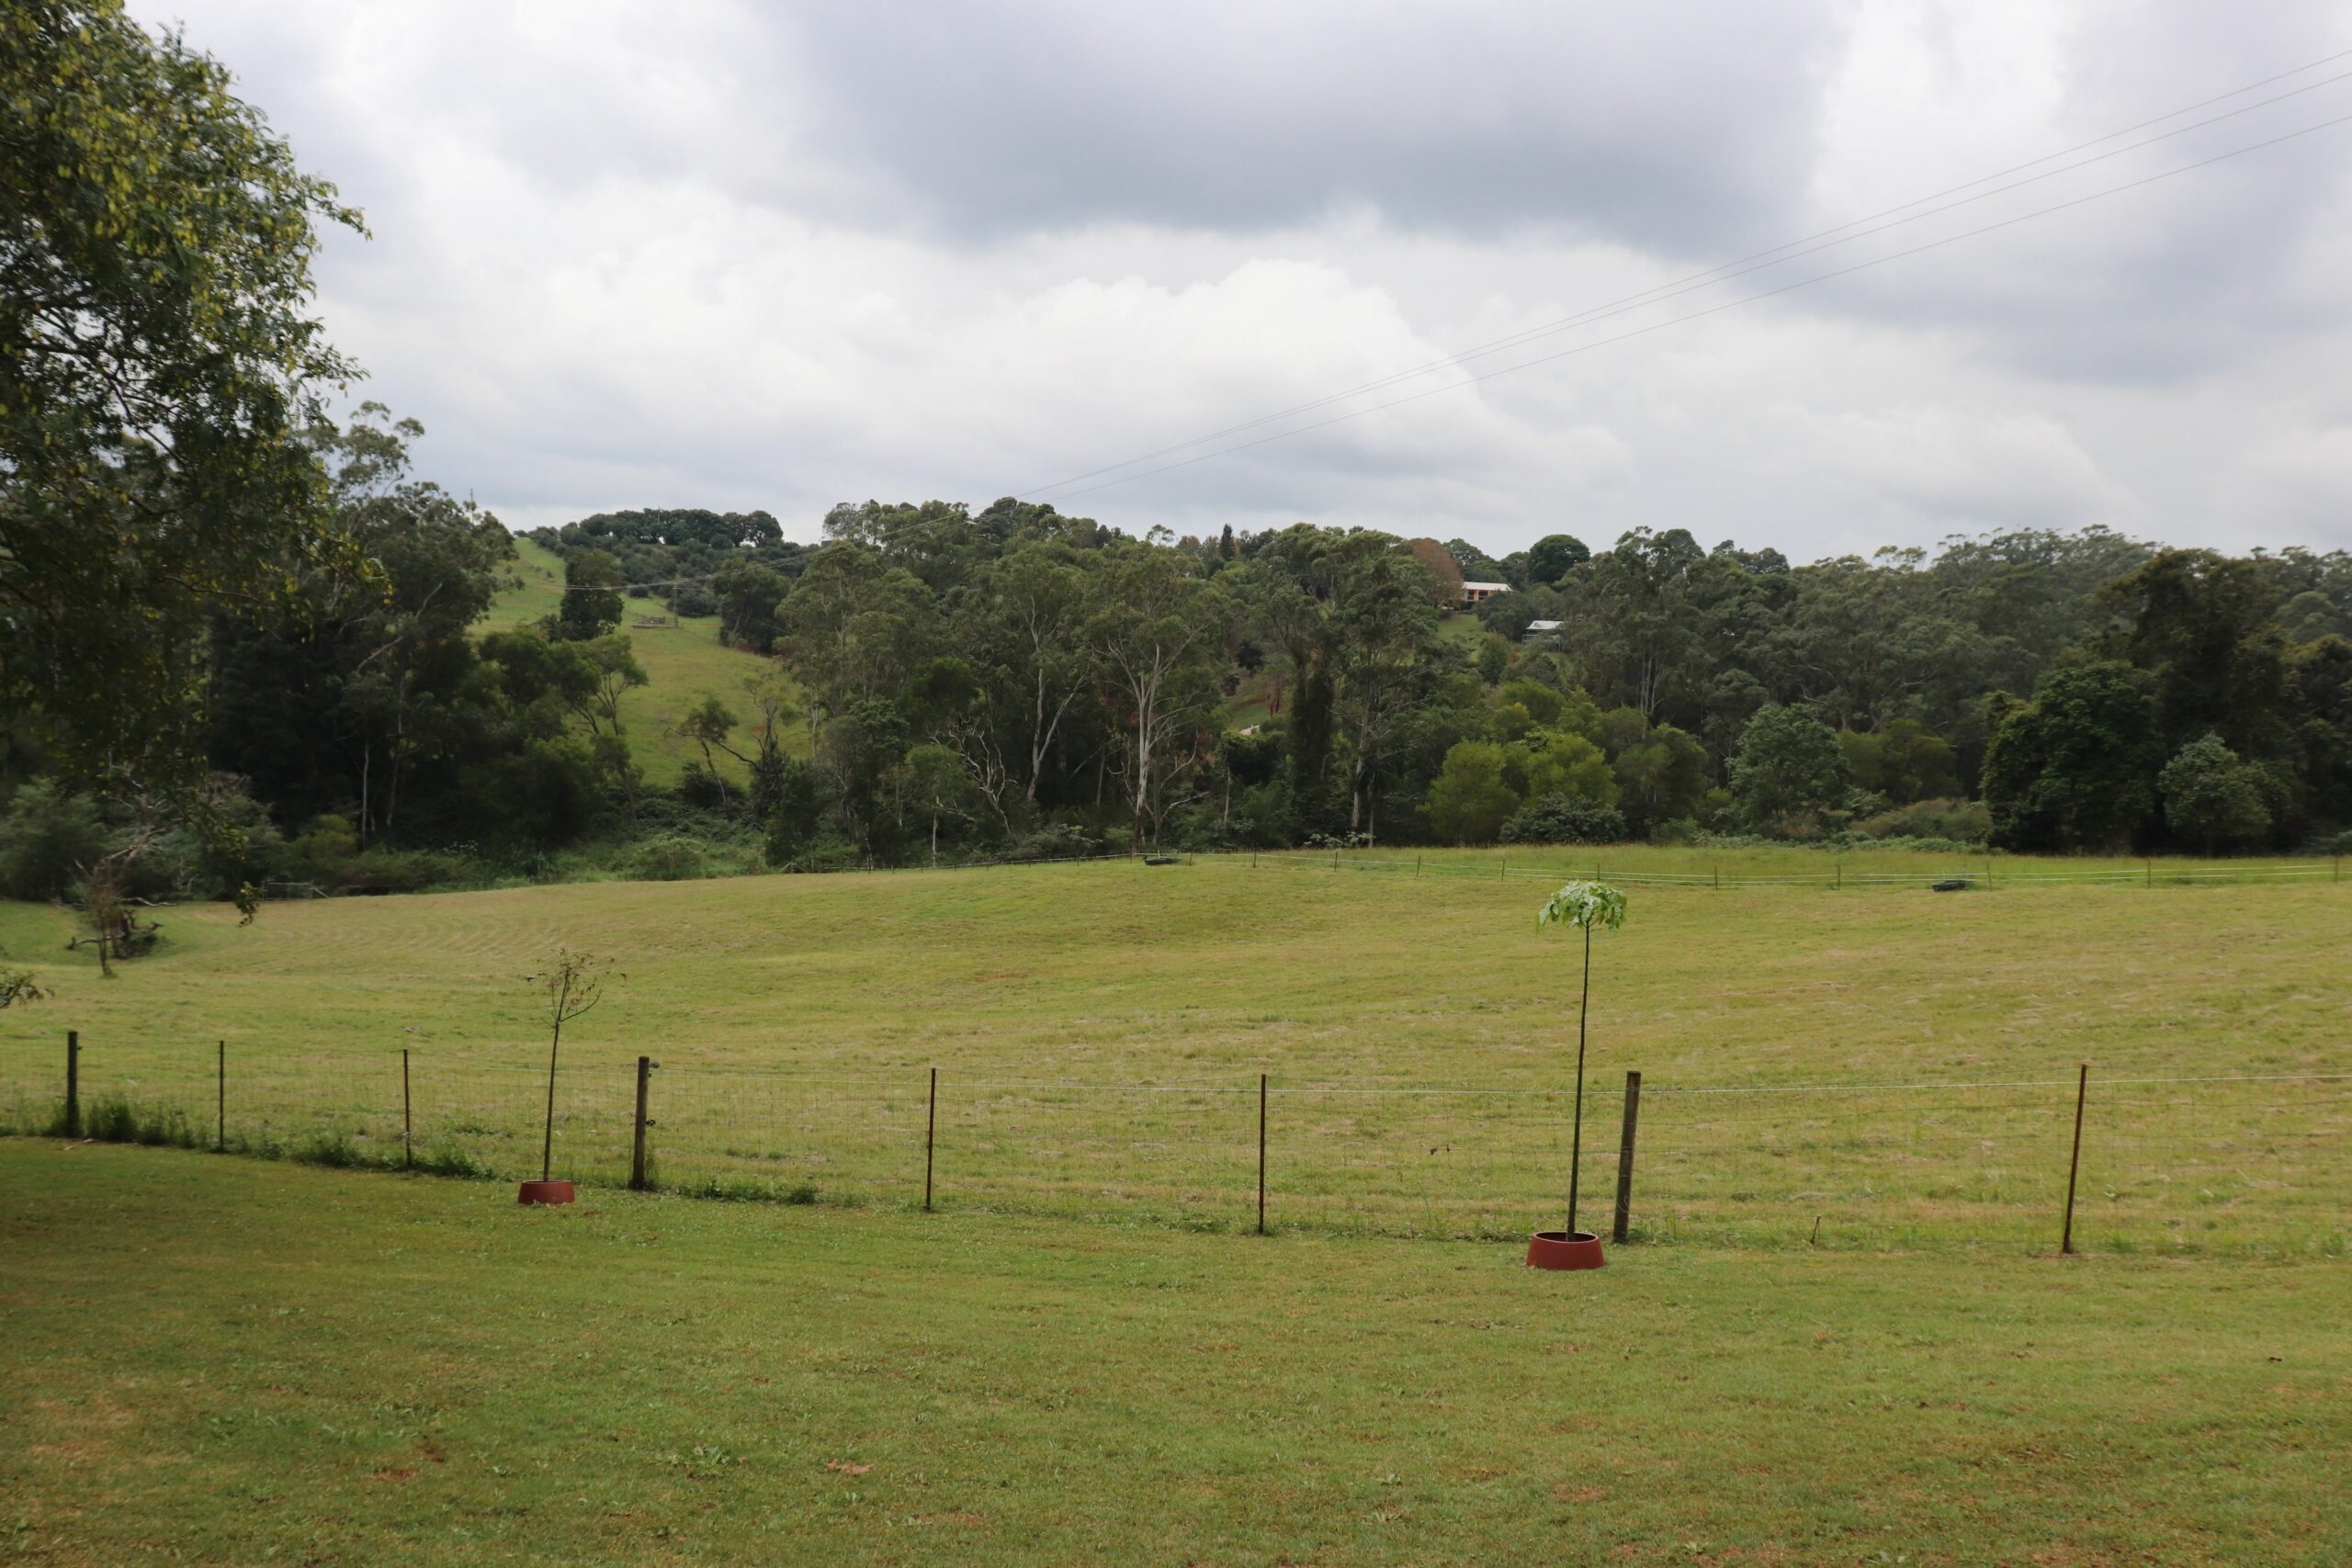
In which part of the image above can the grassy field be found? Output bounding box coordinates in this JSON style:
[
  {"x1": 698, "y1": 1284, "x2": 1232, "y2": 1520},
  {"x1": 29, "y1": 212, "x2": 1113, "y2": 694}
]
[
  {"x1": 2, "y1": 851, "x2": 2345, "y2": 1249},
  {"x1": 483, "y1": 537, "x2": 790, "y2": 789},
  {"x1": 1, "y1": 1142, "x2": 2346, "y2": 1565}
]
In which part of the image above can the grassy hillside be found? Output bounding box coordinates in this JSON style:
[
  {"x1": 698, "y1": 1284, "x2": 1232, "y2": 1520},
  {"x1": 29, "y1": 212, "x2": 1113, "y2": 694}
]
[
  {"x1": 483, "y1": 536, "x2": 795, "y2": 789},
  {"x1": 3, "y1": 1144, "x2": 2346, "y2": 1565},
  {"x1": 3, "y1": 853, "x2": 2343, "y2": 1247}
]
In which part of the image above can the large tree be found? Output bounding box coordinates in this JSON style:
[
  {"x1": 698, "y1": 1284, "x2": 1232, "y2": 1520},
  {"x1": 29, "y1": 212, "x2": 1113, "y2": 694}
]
[
  {"x1": 1979, "y1": 662, "x2": 2161, "y2": 852},
  {"x1": 1085, "y1": 544, "x2": 1227, "y2": 848},
  {"x1": 2, "y1": 2, "x2": 364, "y2": 794}
]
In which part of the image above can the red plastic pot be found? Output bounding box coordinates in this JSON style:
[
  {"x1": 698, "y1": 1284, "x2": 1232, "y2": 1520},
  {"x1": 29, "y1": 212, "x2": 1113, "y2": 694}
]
[
  {"x1": 1525, "y1": 1229, "x2": 1605, "y2": 1270},
  {"x1": 517, "y1": 1179, "x2": 575, "y2": 1206}
]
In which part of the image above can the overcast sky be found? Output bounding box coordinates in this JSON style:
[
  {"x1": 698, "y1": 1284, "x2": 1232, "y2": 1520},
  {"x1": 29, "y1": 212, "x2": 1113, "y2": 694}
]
[{"x1": 134, "y1": 0, "x2": 2352, "y2": 560}]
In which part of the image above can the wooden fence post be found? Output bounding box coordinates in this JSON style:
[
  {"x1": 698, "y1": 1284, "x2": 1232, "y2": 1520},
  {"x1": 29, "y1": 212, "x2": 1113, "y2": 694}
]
[
  {"x1": 63, "y1": 1031, "x2": 78, "y2": 1138},
  {"x1": 923, "y1": 1067, "x2": 938, "y2": 1213},
  {"x1": 219, "y1": 1041, "x2": 229, "y2": 1154},
  {"x1": 1257, "y1": 1072, "x2": 1269, "y2": 1235},
  {"x1": 1611, "y1": 1070, "x2": 1643, "y2": 1244},
  {"x1": 2062, "y1": 1063, "x2": 2088, "y2": 1256},
  {"x1": 629, "y1": 1055, "x2": 654, "y2": 1190}
]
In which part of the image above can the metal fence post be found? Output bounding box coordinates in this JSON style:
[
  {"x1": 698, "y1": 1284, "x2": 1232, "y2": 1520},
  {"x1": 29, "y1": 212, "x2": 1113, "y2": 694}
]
[
  {"x1": 219, "y1": 1041, "x2": 228, "y2": 1154},
  {"x1": 63, "y1": 1031, "x2": 78, "y2": 1138},
  {"x1": 1256, "y1": 1072, "x2": 1268, "y2": 1235},
  {"x1": 629, "y1": 1055, "x2": 654, "y2": 1190},
  {"x1": 2062, "y1": 1063, "x2": 2088, "y2": 1255},
  {"x1": 923, "y1": 1066, "x2": 938, "y2": 1213},
  {"x1": 1611, "y1": 1070, "x2": 1643, "y2": 1244},
  {"x1": 401, "y1": 1047, "x2": 412, "y2": 1168}
]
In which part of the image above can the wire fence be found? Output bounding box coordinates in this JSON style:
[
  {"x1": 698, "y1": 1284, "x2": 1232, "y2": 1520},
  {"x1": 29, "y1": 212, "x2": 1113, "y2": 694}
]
[
  {"x1": 1236, "y1": 848, "x2": 2349, "y2": 889},
  {"x1": 6, "y1": 1034, "x2": 2344, "y2": 1255}
]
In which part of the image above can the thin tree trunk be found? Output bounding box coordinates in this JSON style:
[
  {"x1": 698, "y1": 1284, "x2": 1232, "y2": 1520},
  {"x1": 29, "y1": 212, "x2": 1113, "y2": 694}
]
[
  {"x1": 1567, "y1": 921, "x2": 1591, "y2": 1235},
  {"x1": 542, "y1": 1016, "x2": 563, "y2": 1182}
]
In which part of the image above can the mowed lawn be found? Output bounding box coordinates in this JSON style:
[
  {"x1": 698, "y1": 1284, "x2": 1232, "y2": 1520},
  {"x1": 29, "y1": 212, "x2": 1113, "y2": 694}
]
[{"x1": 1, "y1": 1142, "x2": 2346, "y2": 1565}]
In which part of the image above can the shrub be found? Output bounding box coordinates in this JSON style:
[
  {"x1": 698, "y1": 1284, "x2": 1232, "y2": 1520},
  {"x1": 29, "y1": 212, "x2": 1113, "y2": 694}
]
[
  {"x1": 413, "y1": 1145, "x2": 497, "y2": 1180},
  {"x1": 345, "y1": 845, "x2": 470, "y2": 893},
  {"x1": 1501, "y1": 795, "x2": 1626, "y2": 846},
  {"x1": 291, "y1": 1131, "x2": 368, "y2": 1168},
  {"x1": 1853, "y1": 796, "x2": 1992, "y2": 845},
  {"x1": 0, "y1": 781, "x2": 107, "y2": 900},
  {"x1": 58, "y1": 1096, "x2": 198, "y2": 1147},
  {"x1": 1006, "y1": 824, "x2": 1109, "y2": 863},
  {"x1": 632, "y1": 835, "x2": 709, "y2": 881}
]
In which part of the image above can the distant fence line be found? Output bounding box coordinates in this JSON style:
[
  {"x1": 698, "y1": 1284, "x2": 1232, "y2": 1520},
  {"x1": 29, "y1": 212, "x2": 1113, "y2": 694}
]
[
  {"x1": 6, "y1": 1032, "x2": 2344, "y2": 1257},
  {"x1": 671, "y1": 845, "x2": 2352, "y2": 891},
  {"x1": 1235, "y1": 849, "x2": 2348, "y2": 889},
  {"x1": 239, "y1": 844, "x2": 2346, "y2": 898}
]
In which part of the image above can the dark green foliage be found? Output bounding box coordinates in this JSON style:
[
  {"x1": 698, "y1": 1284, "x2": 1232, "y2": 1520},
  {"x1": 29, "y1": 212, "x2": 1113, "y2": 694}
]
[
  {"x1": 2098, "y1": 550, "x2": 2293, "y2": 760},
  {"x1": 1501, "y1": 795, "x2": 1626, "y2": 845},
  {"x1": 711, "y1": 560, "x2": 788, "y2": 651},
  {"x1": 1853, "y1": 797, "x2": 1992, "y2": 845},
  {"x1": 1729, "y1": 704, "x2": 1850, "y2": 829},
  {"x1": 762, "y1": 758, "x2": 828, "y2": 865},
  {"x1": 1526, "y1": 534, "x2": 1590, "y2": 586},
  {"x1": 556, "y1": 550, "x2": 628, "y2": 641},
  {"x1": 2158, "y1": 734, "x2": 2272, "y2": 854},
  {"x1": 1981, "y1": 663, "x2": 2161, "y2": 852},
  {"x1": 1838, "y1": 719, "x2": 1959, "y2": 805},
  {"x1": 1611, "y1": 723, "x2": 1711, "y2": 836},
  {"x1": 0, "y1": 781, "x2": 107, "y2": 899},
  {"x1": 1424, "y1": 742, "x2": 1519, "y2": 843},
  {"x1": 2, "y1": 0, "x2": 363, "y2": 796}
]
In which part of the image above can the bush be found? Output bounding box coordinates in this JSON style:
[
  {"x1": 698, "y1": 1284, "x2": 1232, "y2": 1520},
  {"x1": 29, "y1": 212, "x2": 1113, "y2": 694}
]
[
  {"x1": 59, "y1": 1096, "x2": 198, "y2": 1147},
  {"x1": 1501, "y1": 795, "x2": 1626, "y2": 846},
  {"x1": 0, "y1": 781, "x2": 107, "y2": 900},
  {"x1": 632, "y1": 835, "x2": 709, "y2": 881},
  {"x1": 778, "y1": 829, "x2": 865, "y2": 874},
  {"x1": 1852, "y1": 796, "x2": 1992, "y2": 845},
  {"x1": 1006, "y1": 824, "x2": 1109, "y2": 863},
  {"x1": 344, "y1": 845, "x2": 469, "y2": 894}
]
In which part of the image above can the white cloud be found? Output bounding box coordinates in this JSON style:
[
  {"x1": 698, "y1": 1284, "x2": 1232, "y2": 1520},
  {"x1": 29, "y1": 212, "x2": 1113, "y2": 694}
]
[{"x1": 130, "y1": 0, "x2": 2352, "y2": 559}]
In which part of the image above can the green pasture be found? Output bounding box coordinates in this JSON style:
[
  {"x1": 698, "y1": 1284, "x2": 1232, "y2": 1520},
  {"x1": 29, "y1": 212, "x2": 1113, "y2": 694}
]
[
  {"x1": 2, "y1": 851, "x2": 2344, "y2": 1250},
  {"x1": 1, "y1": 1144, "x2": 2346, "y2": 1565},
  {"x1": 483, "y1": 537, "x2": 791, "y2": 790}
]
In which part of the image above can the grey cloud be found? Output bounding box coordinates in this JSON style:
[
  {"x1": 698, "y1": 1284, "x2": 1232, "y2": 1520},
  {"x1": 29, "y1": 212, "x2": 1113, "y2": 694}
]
[
  {"x1": 122, "y1": 0, "x2": 2352, "y2": 560},
  {"x1": 763, "y1": 0, "x2": 1849, "y2": 250}
]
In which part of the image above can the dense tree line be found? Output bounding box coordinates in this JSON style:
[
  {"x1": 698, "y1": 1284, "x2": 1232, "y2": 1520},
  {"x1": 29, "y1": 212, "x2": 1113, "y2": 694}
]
[
  {"x1": 7, "y1": 4, "x2": 2350, "y2": 921},
  {"x1": 525, "y1": 501, "x2": 2352, "y2": 866}
]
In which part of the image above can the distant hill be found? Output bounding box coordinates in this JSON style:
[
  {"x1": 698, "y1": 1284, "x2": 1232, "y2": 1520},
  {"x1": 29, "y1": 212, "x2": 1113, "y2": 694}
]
[{"x1": 480, "y1": 537, "x2": 802, "y2": 790}]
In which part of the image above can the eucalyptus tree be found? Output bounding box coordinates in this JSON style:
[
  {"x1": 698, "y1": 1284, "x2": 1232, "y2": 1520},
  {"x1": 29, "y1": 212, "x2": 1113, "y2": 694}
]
[
  {"x1": 1085, "y1": 544, "x2": 1228, "y2": 848},
  {"x1": 1329, "y1": 542, "x2": 1445, "y2": 837},
  {"x1": 970, "y1": 543, "x2": 1100, "y2": 806},
  {"x1": 3, "y1": 0, "x2": 364, "y2": 798}
]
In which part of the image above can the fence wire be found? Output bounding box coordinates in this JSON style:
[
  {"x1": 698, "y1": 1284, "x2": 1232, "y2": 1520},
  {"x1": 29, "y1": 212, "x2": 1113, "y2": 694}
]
[{"x1": 2, "y1": 1038, "x2": 2343, "y2": 1255}]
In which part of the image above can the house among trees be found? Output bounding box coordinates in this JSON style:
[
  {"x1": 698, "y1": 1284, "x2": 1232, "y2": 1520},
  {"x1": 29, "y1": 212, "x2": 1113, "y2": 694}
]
[
  {"x1": 1460, "y1": 580, "x2": 1511, "y2": 604},
  {"x1": 1523, "y1": 618, "x2": 1563, "y2": 641}
]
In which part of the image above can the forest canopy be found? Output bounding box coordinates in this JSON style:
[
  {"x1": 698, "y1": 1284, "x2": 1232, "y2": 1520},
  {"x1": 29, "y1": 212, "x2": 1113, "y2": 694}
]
[{"x1": 5, "y1": 3, "x2": 2350, "y2": 908}]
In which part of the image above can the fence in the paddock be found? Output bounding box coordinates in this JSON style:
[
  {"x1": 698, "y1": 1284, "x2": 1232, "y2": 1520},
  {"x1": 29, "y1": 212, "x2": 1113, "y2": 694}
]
[
  {"x1": 1242, "y1": 848, "x2": 2346, "y2": 889},
  {"x1": 3, "y1": 1036, "x2": 2345, "y2": 1254}
]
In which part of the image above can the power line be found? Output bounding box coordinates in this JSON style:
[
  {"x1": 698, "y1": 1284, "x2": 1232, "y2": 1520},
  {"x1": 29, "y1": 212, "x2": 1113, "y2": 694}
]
[
  {"x1": 550, "y1": 573, "x2": 718, "y2": 592},
  {"x1": 1035, "y1": 107, "x2": 2352, "y2": 504},
  {"x1": 1019, "y1": 47, "x2": 2352, "y2": 502}
]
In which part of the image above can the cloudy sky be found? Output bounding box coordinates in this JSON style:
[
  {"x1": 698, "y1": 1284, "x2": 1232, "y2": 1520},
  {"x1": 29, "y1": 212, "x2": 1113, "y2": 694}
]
[{"x1": 134, "y1": 0, "x2": 2352, "y2": 560}]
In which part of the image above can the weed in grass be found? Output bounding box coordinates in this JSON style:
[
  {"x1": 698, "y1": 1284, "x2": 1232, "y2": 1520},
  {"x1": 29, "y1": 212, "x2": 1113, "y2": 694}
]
[{"x1": 51, "y1": 1096, "x2": 200, "y2": 1148}]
